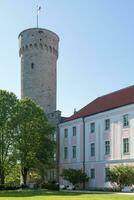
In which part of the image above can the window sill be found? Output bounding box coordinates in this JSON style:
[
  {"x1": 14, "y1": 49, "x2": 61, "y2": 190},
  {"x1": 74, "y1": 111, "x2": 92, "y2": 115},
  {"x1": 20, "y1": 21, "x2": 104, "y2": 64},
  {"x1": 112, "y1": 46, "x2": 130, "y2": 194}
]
[
  {"x1": 123, "y1": 152, "x2": 130, "y2": 155},
  {"x1": 123, "y1": 126, "x2": 130, "y2": 129},
  {"x1": 104, "y1": 129, "x2": 110, "y2": 132}
]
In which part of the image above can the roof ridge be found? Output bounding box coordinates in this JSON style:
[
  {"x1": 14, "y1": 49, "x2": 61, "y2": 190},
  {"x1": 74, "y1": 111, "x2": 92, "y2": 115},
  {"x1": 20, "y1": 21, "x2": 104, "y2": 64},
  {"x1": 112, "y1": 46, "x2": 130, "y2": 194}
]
[{"x1": 97, "y1": 85, "x2": 134, "y2": 99}]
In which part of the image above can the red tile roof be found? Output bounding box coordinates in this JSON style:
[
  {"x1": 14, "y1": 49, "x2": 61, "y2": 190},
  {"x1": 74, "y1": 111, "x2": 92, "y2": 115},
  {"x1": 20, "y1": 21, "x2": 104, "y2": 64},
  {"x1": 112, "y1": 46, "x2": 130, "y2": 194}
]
[{"x1": 65, "y1": 85, "x2": 134, "y2": 122}]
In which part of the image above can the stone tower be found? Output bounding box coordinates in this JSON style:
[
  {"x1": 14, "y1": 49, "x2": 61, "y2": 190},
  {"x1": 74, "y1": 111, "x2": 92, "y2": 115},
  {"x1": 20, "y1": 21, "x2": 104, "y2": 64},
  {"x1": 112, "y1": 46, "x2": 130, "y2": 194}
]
[{"x1": 18, "y1": 28, "x2": 59, "y2": 114}]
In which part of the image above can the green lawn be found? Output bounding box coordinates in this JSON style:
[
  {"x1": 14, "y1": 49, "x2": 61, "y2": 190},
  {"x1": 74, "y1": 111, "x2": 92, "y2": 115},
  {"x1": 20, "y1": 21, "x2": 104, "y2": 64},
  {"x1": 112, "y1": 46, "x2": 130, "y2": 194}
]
[{"x1": 0, "y1": 190, "x2": 133, "y2": 200}]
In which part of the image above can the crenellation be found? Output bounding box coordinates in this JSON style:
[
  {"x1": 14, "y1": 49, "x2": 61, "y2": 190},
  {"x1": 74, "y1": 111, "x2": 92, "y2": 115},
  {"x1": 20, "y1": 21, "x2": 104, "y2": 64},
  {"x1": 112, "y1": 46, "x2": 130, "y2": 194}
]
[{"x1": 19, "y1": 41, "x2": 58, "y2": 58}]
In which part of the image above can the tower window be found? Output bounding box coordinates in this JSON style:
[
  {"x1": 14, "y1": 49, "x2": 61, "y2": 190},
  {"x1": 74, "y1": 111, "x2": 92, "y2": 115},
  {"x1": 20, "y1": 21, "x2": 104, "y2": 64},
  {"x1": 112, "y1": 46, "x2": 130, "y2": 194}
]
[
  {"x1": 49, "y1": 46, "x2": 52, "y2": 53},
  {"x1": 34, "y1": 43, "x2": 38, "y2": 48},
  {"x1": 30, "y1": 44, "x2": 33, "y2": 48},
  {"x1": 40, "y1": 43, "x2": 43, "y2": 49},
  {"x1": 45, "y1": 44, "x2": 48, "y2": 51},
  {"x1": 25, "y1": 45, "x2": 28, "y2": 50},
  {"x1": 31, "y1": 63, "x2": 34, "y2": 69},
  {"x1": 39, "y1": 30, "x2": 43, "y2": 34}
]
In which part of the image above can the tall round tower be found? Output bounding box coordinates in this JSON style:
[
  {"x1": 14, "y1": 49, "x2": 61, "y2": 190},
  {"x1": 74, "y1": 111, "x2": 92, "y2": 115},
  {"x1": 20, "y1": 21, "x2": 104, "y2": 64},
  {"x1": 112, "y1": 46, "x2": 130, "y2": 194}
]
[{"x1": 18, "y1": 28, "x2": 59, "y2": 114}]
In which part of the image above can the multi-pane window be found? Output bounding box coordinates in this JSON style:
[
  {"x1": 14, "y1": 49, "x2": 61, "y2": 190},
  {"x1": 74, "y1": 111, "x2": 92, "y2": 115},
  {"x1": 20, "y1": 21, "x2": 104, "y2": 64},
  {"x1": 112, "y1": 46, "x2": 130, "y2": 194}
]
[
  {"x1": 105, "y1": 168, "x2": 110, "y2": 182},
  {"x1": 64, "y1": 128, "x2": 68, "y2": 138},
  {"x1": 90, "y1": 122, "x2": 95, "y2": 133},
  {"x1": 72, "y1": 146, "x2": 77, "y2": 159},
  {"x1": 90, "y1": 168, "x2": 95, "y2": 179},
  {"x1": 123, "y1": 138, "x2": 129, "y2": 153},
  {"x1": 105, "y1": 119, "x2": 110, "y2": 130},
  {"x1": 72, "y1": 126, "x2": 76, "y2": 136},
  {"x1": 105, "y1": 141, "x2": 110, "y2": 155},
  {"x1": 64, "y1": 147, "x2": 68, "y2": 159},
  {"x1": 123, "y1": 114, "x2": 129, "y2": 127},
  {"x1": 91, "y1": 143, "x2": 95, "y2": 157}
]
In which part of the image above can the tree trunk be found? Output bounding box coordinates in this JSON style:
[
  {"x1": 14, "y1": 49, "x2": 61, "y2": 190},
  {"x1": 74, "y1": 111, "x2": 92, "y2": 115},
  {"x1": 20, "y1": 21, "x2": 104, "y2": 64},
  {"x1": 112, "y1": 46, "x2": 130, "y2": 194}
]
[
  {"x1": 21, "y1": 167, "x2": 28, "y2": 187},
  {"x1": 0, "y1": 167, "x2": 5, "y2": 185},
  {"x1": 0, "y1": 169, "x2": 5, "y2": 185}
]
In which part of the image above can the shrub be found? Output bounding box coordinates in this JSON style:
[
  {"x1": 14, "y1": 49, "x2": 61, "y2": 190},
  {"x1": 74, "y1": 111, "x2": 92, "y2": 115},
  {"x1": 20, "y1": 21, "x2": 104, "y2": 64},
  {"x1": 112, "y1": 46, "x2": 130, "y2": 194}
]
[
  {"x1": 107, "y1": 165, "x2": 134, "y2": 191},
  {"x1": 0, "y1": 184, "x2": 21, "y2": 190},
  {"x1": 61, "y1": 168, "x2": 89, "y2": 187},
  {"x1": 42, "y1": 182, "x2": 59, "y2": 191}
]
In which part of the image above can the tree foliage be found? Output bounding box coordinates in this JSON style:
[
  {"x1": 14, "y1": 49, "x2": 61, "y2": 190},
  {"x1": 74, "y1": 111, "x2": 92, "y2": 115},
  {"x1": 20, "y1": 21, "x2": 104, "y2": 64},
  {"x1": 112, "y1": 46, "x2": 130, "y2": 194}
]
[
  {"x1": 107, "y1": 165, "x2": 134, "y2": 190},
  {"x1": 0, "y1": 90, "x2": 55, "y2": 186},
  {"x1": 0, "y1": 90, "x2": 18, "y2": 184},
  {"x1": 16, "y1": 97, "x2": 55, "y2": 186},
  {"x1": 5, "y1": 164, "x2": 20, "y2": 185},
  {"x1": 61, "y1": 168, "x2": 89, "y2": 186}
]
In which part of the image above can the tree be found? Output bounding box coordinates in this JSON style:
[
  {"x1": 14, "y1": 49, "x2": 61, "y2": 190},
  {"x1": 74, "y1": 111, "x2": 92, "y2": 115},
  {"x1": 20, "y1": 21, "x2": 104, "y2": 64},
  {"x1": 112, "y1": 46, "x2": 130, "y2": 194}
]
[
  {"x1": 0, "y1": 90, "x2": 18, "y2": 184},
  {"x1": 61, "y1": 168, "x2": 89, "y2": 187},
  {"x1": 5, "y1": 164, "x2": 20, "y2": 186},
  {"x1": 16, "y1": 97, "x2": 55, "y2": 186},
  {"x1": 107, "y1": 165, "x2": 134, "y2": 191}
]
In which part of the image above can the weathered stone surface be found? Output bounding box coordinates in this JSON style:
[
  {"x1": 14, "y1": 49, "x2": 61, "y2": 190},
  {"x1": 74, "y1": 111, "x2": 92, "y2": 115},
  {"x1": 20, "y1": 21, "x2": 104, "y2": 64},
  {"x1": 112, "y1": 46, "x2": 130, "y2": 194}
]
[{"x1": 19, "y1": 28, "x2": 59, "y2": 114}]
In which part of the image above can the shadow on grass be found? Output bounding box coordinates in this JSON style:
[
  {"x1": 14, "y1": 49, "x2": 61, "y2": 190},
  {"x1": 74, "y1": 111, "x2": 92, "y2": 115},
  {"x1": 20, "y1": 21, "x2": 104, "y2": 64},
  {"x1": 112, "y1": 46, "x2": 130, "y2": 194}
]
[
  {"x1": 0, "y1": 190, "x2": 115, "y2": 198},
  {"x1": 0, "y1": 190, "x2": 88, "y2": 197}
]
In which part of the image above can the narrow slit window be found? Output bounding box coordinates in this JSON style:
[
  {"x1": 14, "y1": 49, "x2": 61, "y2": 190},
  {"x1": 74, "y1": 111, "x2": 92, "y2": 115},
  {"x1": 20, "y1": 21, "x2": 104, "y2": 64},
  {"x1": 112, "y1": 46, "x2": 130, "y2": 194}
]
[{"x1": 31, "y1": 63, "x2": 34, "y2": 69}]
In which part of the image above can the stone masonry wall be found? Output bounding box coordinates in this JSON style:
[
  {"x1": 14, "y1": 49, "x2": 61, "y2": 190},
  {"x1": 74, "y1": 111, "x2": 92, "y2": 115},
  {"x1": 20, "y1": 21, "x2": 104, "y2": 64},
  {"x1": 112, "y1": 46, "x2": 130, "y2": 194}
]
[{"x1": 19, "y1": 28, "x2": 59, "y2": 114}]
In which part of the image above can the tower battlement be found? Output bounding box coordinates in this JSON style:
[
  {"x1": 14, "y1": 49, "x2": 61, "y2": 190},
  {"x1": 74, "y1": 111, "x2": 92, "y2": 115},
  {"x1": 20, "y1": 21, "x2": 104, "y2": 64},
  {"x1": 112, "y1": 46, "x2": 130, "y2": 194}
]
[{"x1": 19, "y1": 28, "x2": 59, "y2": 58}]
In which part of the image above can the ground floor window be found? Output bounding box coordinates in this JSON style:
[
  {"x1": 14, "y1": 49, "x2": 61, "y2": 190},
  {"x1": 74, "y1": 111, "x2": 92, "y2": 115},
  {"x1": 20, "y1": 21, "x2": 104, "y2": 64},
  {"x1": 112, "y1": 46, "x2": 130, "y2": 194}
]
[
  {"x1": 90, "y1": 168, "x2": 95, "y2": 179},
  {"x1": 105, "y1": 167, "x2": 110, "y2": 182}
]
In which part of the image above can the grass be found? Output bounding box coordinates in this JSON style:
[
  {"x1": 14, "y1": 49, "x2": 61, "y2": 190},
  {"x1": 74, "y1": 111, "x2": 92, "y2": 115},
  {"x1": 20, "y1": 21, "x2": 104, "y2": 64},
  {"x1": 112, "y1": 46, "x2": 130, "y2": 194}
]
[{"x1": 0, "y1": 190, "x2": 133, "y2": 200}]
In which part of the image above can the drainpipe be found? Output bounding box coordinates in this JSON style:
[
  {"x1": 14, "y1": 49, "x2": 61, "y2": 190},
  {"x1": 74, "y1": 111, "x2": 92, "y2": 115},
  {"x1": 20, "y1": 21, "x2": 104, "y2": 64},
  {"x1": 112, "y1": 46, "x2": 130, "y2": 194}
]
[{"x1": 82, "y1": 117, "x2": 85, "y2": 190}]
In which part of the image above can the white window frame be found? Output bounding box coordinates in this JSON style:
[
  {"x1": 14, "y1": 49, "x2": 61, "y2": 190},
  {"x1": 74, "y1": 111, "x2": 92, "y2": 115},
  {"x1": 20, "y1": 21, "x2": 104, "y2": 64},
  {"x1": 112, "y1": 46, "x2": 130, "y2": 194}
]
[
  {"x1": 123, "y1": 138, "x2": 129, "y2": 154},
  {"x1": 123, "y1": 114, "x2": 129, "y2": 127},
  {"x1": 91, "y1": 143, "x2": 95, "y2": 157},
  {"x1": 72, "y1": 126, "x2": 76, "y2": 137},
  {"x1": 105, "y1": 141, "x2": 110, "y2": 155},
  {"x1": 105, "y1": 119, "x2": 110, "y2": 130},
  {"x1": 64, "y1": 128, "x2": 68, "y2": 138},
  {"x1": 72, "y1": 146, "x2": 77, "y2": 159},
  {"x1": 90, "y1": 122, "x2": 95, "y2": 133},
  {"x1": 90, "y1": 168, "x2": 95, "y2": 179},
  {"x1": 64, "y1": 147, "x2": 68, "y2": 159}
]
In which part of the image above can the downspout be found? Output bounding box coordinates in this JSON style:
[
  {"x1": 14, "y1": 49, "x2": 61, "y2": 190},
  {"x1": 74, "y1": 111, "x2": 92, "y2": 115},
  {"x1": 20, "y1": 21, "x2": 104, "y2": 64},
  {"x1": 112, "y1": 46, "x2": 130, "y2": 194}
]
[
  {"x1": 82, "y1": 117, "x2": 85, "y2": 190},
  {"x1": 57, "y1": 125, "x2": 60, "y2": 185}
]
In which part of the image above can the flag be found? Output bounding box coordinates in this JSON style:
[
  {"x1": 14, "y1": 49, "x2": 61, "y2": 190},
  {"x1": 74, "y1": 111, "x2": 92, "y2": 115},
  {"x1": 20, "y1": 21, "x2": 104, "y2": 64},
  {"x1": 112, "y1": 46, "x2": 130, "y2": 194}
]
[{"x1": 37, "y1": 6, "x2": 41, "y2": 14}]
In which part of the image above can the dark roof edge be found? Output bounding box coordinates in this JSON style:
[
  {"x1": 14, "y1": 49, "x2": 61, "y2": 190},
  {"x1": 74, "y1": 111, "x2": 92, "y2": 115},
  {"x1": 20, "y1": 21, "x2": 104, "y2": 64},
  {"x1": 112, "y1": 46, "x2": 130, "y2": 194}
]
[
  {"x1": 98, "y1": 85, "x2": 134, "y2": 99},
  {"x1": 60, "y1": 103, "x2": 134, "y2": 124}
]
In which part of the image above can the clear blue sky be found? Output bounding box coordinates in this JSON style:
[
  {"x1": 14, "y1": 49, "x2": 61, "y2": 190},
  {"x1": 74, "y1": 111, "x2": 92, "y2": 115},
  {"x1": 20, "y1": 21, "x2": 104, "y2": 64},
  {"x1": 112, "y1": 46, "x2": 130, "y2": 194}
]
[{"x1": 0, "y1": 0, "x2": 134, "y2": 117}]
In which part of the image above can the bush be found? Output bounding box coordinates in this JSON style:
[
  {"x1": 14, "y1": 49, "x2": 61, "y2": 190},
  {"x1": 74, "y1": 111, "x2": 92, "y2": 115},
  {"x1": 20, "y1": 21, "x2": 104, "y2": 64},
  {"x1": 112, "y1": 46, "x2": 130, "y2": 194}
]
[
  {"x1": 0, "y1": 184, "x2": 21, "y2": 190},
  {"x1": 107, "y1": 165, "x2": 134, "y2": 191},
  {"x1": 61, "y1": 168, "x2": 89, "y2": 187},
  {"x1": 42, "y1": 182, "x2": 59, "y2": 191}
]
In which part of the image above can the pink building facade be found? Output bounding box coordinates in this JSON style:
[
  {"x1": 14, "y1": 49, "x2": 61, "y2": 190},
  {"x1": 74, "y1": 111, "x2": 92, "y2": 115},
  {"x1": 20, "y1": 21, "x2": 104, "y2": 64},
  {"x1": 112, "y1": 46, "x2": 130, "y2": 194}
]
[{"x1": 59, "y1": 86, "x2": 134, "y2": 188}]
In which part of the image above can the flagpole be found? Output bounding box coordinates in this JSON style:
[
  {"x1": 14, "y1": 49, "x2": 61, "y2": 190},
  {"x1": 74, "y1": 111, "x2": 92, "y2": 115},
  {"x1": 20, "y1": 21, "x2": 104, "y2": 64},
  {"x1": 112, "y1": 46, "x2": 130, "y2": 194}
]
[{"x1": 37, "y1": 5, "x2": 38, "y2": 28}]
